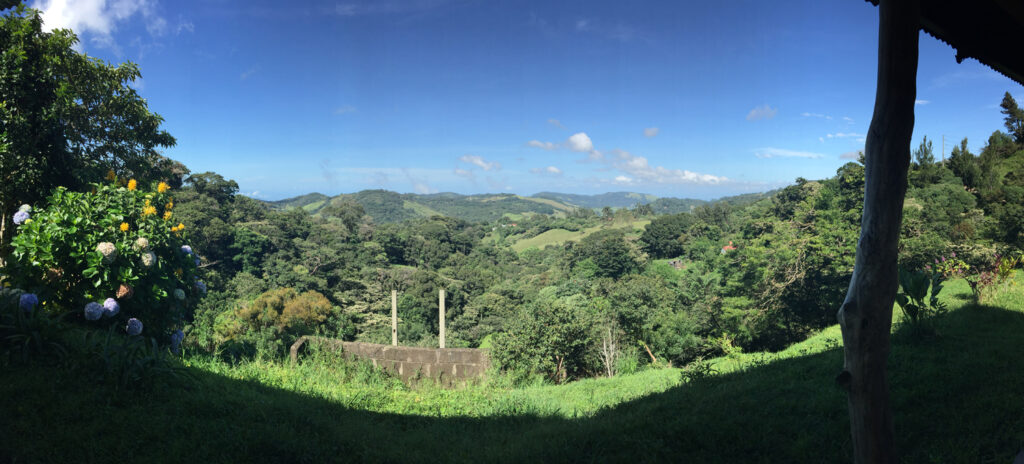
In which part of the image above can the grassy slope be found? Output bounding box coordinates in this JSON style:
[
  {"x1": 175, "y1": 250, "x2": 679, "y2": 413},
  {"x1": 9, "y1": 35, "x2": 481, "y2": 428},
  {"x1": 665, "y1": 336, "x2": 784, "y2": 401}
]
[
  {"x1": 511, "y1": 219, "x2": 650, "y2": 253},
  {"x1": 2, "y1": 275, "x2": 1023, "y2": 463}
]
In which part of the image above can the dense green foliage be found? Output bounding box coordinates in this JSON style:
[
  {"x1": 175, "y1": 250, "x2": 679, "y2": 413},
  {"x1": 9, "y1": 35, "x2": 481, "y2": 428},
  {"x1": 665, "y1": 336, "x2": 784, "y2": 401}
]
[{"x1": 0, "y1": 6, "x2": 182, "y2": 254}]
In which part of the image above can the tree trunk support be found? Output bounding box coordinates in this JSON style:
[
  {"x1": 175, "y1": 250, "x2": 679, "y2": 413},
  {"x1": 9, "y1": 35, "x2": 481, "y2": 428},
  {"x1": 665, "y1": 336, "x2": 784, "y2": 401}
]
[
  {"x1": 837, "y1": 1, "x2": 919, "y2": 463},
  {"x1": 439, "y1": 289, "x2": 446, "y2": 349}
]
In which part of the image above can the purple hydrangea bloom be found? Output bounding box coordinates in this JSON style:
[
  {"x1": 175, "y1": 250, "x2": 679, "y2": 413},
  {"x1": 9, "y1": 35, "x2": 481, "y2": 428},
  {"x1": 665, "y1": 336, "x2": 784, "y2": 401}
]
[
  {"x1": 170, "y1": 330, "x2": 185, "y2": 354},
  {"x1": 194, "y1": 257, "x2": 201, "y2": 267},
  {"x1": 84, "y1": 302, "x2": 104, "y2": 321},
  {"x1": 126, "y1": 318, "x2": 143, "y2": 336},
  {"x1": 181, "y1": 245, "x2": 193, "y2": 255},
  {"x1": 195, "y1": 280, "x2": 207, "y2": 295},
  {"x1": 19, "y1": 293, "x2": 39, "y2": 312},
  {"x1": 102, "y1": 298, "x2": 120, "y2": 318},
  {"x1": 13, "y1": 211, "x2": 29, "y2": 225}
]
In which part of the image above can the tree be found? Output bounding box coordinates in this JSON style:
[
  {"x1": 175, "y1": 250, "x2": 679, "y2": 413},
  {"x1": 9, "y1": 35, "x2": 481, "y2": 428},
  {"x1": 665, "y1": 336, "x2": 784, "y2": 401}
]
[
  {"x1": 0, "y1": 6, "x2": 178, "y2": 257},
  {"x1": 909, "y1": 136, "x2": 940, "y2": 187},
  {"x1": 999, "y1": 91, "x2": 1024, "y2": 144},
  {"x1": 947, "y1": 138, "x2": 980, "y2": 189},
  {"x1": 639, "y1": 213, "x2": 695, "y2": 258}
]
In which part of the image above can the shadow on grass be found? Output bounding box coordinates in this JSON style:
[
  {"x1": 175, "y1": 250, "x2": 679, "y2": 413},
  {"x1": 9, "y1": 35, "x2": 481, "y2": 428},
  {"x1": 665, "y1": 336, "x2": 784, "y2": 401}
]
[{"x1": 3, "y1": 302, "x2": 1024, "y2": 463}]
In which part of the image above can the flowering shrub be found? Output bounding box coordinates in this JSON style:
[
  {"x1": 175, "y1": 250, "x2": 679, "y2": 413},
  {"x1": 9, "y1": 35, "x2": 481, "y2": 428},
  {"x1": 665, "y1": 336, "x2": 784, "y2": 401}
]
[{"x1": 7, "y1": 178, "x2": 204, "y2": 345}]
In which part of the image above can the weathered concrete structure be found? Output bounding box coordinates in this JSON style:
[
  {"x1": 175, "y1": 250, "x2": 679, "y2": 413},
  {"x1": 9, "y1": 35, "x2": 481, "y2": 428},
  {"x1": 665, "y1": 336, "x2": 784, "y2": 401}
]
[{"x1": 290, "y1": 336, "x2": 489, "y2": 386}]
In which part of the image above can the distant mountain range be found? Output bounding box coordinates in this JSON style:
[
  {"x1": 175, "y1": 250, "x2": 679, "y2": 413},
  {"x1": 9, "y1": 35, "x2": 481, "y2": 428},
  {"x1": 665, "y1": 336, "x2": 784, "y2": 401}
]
[{"x1": 265, "y1": 189, "x2": 775, "y2": 223}]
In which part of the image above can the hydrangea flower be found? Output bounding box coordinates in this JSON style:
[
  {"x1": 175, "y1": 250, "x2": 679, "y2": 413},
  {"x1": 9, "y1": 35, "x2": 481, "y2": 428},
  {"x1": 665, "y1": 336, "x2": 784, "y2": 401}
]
[
  {"x1": 133, "y1": 237, "x2": 150, "y2": 251},
  {"x1": 19, "y1": 293, "x2": 39, "y2": 312},
  {"x1": 194, "y1": 257, "x2": 201, "y2": 267},
  {"x1": 84, "y1": 302, "x2": 104, "y2": 321},
  {"x1": 13, "y1": 210, "x2": 29, "y2": 225},
  {"x1": 102, "y1": 298, "x2": 120, "y2": 317},
  {"x1": 170, "y1": 329, "x2": 185, "y2": 354},
  {"x1": 126, "y1": 318, "x2": 143, "y2": 336},
  {"x1": 181, "y1": 245, "x2": 193, "y2": 255},
  {"x1": 195, "y1": 280, "x2": 207, "y2": 295},
  {"x1": 97, "y1": 242, "x2": 117, "y2": 263},
  {"x1": 173, "y1": 289, "x2": 186, "y2": 300},
  {"x1": 18, "y1": 204, "x2": 31, "y2": 213},
  {"x1": 140, "y1": 251, "x2": 157, "y2": 268}
]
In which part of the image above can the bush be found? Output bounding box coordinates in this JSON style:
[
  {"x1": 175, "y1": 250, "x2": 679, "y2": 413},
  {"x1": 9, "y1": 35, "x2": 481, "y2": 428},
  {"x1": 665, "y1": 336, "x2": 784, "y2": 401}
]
[
  {"x1": 213, "y1": 287, "x2": 338, "y2": 354},
  {"x1": 6, "y1": 178, "x2": 205, "y2": 344}
]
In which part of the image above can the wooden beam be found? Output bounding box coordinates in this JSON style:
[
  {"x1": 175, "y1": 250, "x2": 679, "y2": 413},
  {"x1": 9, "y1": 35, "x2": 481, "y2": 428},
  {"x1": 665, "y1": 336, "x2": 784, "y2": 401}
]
[
  {"x1": 837, "y1": 0, "x2": 918, "y2": 462},
  {"x1": 391, "y1": 289, "x2": 398, "y2": 346}
]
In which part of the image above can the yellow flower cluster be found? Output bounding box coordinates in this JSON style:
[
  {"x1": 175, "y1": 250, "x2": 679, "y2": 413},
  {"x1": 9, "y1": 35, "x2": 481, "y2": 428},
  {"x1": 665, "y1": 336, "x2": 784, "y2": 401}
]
[
  {"x1": 106, "y1": 169, "x2": 116, "y2": 181},
  {"x1": 143, "y1": 205, "x2": 157, "y2": 216},
  {"x1": 171, "y1": 222, "x2": 186, "y2": 233},
  {"x1": 120, "y1": 222, "x2": 130, "y2": 232},
  {"x1": 127, "y1": 179, "x2": 138, "y2": 191},
  {"x1": 163, "y1": 210, "x2": 173, "y2": 221},
  {"x1": 157, "y1": 182, "x2": 170, "y2": 193}
]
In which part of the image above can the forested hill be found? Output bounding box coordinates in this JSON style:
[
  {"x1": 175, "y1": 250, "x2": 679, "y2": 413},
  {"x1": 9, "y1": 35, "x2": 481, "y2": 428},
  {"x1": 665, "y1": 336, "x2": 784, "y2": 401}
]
[
  {"x1": 532, "y1": 191, "x2": 659, "y2": 209},
  {"x1": 266, "y1": 189, "x2": 775, "y2": 223}
]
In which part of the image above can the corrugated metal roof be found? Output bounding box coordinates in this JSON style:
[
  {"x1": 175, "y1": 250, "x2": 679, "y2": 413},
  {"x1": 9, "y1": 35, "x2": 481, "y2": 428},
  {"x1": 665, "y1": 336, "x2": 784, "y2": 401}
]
[{"x1": 865, "y1": 0, "x2": 1024, "y2": 86}]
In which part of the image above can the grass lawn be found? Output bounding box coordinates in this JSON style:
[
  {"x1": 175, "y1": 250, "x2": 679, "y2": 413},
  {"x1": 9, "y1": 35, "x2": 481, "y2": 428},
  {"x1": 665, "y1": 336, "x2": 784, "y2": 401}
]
[{"x1": 2, "y1": 274, "x2": 1023, "y2": 462}]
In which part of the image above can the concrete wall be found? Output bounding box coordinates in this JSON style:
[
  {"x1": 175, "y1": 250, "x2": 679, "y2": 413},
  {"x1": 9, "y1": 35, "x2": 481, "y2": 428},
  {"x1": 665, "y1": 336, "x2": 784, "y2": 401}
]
[{"x1": 290, "y1": 336, "x2": 489, "y2": 386}]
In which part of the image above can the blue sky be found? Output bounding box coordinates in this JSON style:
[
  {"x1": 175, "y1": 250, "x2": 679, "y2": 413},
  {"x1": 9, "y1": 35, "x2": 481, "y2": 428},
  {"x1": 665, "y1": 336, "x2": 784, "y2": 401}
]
[{"x1": 32, "y1": 0, "x2": 1024, "y2": 200}]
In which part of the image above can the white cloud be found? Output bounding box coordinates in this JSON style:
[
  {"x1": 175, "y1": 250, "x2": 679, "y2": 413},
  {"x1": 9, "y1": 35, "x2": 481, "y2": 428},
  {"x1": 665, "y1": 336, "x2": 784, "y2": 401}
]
[
  {"x1": 915, "y1": 99, "x2": 930, "y2": 105},
  {"x1": 610, "y1": 149, "x2": 727, "y2": 184},
  {"x1": 547, "y1": 118, "x2": 565, "y2": 129},
  {"x1": 527, "y1": 140, "x2": 557, "y2": 150},
  {"x1": 643, "y1": 127, "x2": 659, "y2": 138},
  {"x1": 819, "y1": 137, "x2": 825, "y2": 143},
  {"x1": 175, "y1": 18, "x2": 194, "y2": 34},
  {"x1": 334, "y1": 105, "x2": 357, "y2": 114},
  {"x1": 402, "y1": 168, "x2": 436, "y2": 194},
  {"x1": 459, "y1": 155, "x2": 501, "y2": 171},
  {"x1": 453, "y1": 168, "x2": 474, "y2": 179},
  {"x1": 34, "y1": 0, "x2": 168, "y2": 50},
  {"x1": 801, "y1": 112, "x2": 832, "y2": 120},
  {"x1": 567, "y1": 132, "x2": 594, "y2": 152},
  {"x1": 530, "y1": 166, "x2": 562, "y2": 176},
  {"x1": 614, "y1": 175, "x2": 633, "y2": 184},
  {"x1": 754, "y1": 148, "x2": 825, "y2": 159},
  {"x1": 840, "y1": 151, "x2": 863, "y2": 160},
  {"x1": 747, "y1": 105, "x2": 778, "y2": 121},
  {"x1": 842, "y1": 116, "x2": 854, "y2": 123},
  {"x1": 826, "y1": 132, "x2": 863, "y2": 139}
]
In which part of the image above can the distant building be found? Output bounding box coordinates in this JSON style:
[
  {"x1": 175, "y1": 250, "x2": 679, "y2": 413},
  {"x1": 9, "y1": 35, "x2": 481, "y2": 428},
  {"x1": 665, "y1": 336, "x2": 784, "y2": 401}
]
[{"x1": 721, "y1": 241, "x2": 736, "y2": 255}]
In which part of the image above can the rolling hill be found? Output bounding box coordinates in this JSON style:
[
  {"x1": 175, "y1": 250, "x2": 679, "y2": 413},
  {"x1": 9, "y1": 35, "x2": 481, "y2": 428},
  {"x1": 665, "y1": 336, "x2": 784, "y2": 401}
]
[{"x1": 265, "y1": 189, "x2": 777, "y2": 223}]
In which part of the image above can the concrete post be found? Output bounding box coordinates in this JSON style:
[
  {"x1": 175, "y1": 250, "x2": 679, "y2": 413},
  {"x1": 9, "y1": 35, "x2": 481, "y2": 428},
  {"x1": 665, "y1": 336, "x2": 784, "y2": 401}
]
[
  {"x1": 391, "y1": 289, "x2": 398, "y2": 346},
  {"x1": 439, "y1": 289, "x2": 446, "y2": 349}
]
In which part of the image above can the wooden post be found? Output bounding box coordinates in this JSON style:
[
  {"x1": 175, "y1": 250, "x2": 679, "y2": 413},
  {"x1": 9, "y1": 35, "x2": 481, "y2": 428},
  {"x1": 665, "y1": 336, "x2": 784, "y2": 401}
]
[
  {"x1": 439, "y1": 289, "x2": 446, "y2": 349},
  {"x1": 391, "y1": 289, "x2": 397, "y2": 346},
  {"x1": 837, "y1": 0, "x2": 918, "y2": 462}
]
